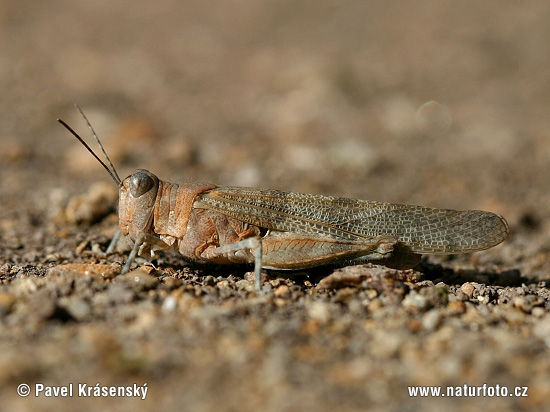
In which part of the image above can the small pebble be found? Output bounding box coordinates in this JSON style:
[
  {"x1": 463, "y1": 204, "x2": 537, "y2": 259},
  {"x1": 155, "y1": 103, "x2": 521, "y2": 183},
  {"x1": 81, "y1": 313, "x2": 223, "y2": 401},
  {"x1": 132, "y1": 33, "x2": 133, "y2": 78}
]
[
  {"x1": 47, "y1": 264, "x2": 120, "y2": 280},
  {"x1": 117, "y1": 268, "x2": 159, "y2": 291},
  {"x1": 422, "y1": 309, "x2": 442, "y2": 331},
  {"x1": 274, "y1": 285, "x2": 290, "y2": 297},
  {"x1": 532, "y1": 307, "x2": 546, "y2": 318},
  {"x1": 367, "y1": 299, "x2": 383, "y2": 313},
  {"x1": 512, "y1": 296, "x2": 532, "y2": 313},
  {"x1": 402, "y1": 291, "x2": 427, "y2": 311},
  {"x1": 161, "y1": 296, "x2": 177, "y2": 313},
  {"x1": 0, "y1": 293, "x2": 17, "y2": 316},
  {"x1": 306, "y1": 301, "x2": 331, "y2": 324},
  {"x1": 64, "y1": 298, "x2": 91, "y2": 321},
  {"x1": 460, "y1": 282, "x2": 475, "y2": 299}
]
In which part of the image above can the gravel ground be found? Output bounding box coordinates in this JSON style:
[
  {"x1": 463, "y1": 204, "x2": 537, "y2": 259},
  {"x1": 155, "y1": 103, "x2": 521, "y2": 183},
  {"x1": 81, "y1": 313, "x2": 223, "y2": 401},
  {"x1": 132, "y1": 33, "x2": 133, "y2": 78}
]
[{"x1": 1, "y1": 2, "x2": 550, "y2": 411}]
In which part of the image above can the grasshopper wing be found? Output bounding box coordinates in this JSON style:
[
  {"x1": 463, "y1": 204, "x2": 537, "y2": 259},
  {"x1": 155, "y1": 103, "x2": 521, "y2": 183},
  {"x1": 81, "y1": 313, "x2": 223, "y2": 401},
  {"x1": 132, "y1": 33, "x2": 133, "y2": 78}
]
[{"x1": 194, "y1": 187, "x2": 509, "y2": 255}]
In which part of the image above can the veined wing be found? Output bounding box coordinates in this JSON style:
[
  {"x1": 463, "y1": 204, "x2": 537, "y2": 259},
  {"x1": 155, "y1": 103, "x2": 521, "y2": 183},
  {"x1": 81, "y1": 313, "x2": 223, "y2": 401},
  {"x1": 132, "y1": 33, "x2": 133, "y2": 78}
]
[{"x1": 194, "y1": 187, "x2": 509, "y2": 254}]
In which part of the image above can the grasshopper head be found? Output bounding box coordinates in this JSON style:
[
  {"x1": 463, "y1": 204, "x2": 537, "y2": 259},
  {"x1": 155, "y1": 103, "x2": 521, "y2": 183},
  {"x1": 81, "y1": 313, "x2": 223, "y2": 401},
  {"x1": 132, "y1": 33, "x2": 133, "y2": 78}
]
[{"x1": 119, "y1": 169, "x2": 160, "y2": 239}]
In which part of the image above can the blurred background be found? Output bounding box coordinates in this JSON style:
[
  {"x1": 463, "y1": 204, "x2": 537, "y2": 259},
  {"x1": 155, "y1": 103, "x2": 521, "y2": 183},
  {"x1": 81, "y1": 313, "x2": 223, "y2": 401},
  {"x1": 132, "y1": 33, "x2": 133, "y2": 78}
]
[{"x1": 2, "y1": 0, "x2": 549, "y2": 219}]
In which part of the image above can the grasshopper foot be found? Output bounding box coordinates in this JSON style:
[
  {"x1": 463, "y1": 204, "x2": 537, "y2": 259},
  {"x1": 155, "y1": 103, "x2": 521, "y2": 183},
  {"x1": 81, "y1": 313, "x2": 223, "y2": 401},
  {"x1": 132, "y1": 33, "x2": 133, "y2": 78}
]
[{"x1": 212, "y1": 237, "x2": 264, "y2": 292}]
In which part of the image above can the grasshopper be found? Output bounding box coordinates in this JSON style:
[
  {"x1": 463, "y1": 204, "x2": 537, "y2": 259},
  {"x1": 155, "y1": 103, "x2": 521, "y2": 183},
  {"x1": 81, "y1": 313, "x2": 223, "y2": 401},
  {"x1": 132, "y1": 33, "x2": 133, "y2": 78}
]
[{"x1": 58, "y1": 107, "x2": 509, "y2": 291}]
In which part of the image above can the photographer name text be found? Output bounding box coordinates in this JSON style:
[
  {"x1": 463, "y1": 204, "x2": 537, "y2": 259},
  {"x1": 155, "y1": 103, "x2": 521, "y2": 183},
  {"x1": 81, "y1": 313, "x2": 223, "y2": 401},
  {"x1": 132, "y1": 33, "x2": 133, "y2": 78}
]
[{"x1": 18, "y1": 383, "x2": 148, "y2": 399}]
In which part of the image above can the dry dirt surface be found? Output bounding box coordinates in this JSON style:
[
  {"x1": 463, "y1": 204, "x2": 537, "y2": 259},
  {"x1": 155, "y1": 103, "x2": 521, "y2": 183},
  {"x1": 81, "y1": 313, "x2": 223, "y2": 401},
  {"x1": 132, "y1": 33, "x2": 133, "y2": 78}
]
[{"x1": 1, "y1": 1, "x2": 550, "y2": 411}]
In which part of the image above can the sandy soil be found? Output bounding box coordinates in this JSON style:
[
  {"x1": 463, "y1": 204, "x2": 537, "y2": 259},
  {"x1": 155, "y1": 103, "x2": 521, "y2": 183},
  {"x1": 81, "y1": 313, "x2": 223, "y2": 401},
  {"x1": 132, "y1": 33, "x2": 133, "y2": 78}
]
[{"x1": 1, "y1": 1, "x2": 550, "y2": 411}]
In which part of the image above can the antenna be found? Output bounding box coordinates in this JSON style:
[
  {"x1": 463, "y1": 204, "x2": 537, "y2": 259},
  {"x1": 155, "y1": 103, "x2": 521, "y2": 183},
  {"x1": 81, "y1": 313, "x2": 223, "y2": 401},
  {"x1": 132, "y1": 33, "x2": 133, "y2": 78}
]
[
  {"x1": 57, "y1": 112, "x2": 122, "y2": 186},
  {"x1": 74, "y1": 104, "x2": 122, "y2": 184}
]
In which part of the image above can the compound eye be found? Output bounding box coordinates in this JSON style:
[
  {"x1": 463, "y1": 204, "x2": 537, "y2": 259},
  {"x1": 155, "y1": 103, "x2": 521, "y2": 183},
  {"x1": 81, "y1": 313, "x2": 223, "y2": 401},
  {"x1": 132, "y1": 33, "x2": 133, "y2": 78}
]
[{"x1": 129, "y1": 172, "x2": 155, "y2": 197}]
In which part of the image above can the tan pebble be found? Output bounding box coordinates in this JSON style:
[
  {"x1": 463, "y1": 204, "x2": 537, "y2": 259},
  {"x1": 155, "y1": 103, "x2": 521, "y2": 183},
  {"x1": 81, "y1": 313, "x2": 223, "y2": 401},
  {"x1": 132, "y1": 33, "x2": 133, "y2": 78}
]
[
  {"x1": 137, "y1": 266, "x2": 155, "y2": 275},
  {"x1": 273, "y1": 298, "x2": 287, "y2": 308},
  {"x1": 75, "y1": 241, "x2": 89, "y2": 255},
  {"x1": 161, "y1": 296, "x2": 177, "y2": 313},
  {"x1": 512, "y1": 296, "x2": 532, "y2": 313},
  {"x1": 501, "y1": 308, "x2": 526, "y2": 324},
  {"x1": 244, "y1": 271, "x2": 268, "y2": 285},
  {"x1": 402, "y1": 291, "x2": 427, "y2": 310},
  {"x1": 28, "y1": 290, "x2": 56, "y2": 321},
  {"x1": 300, "y1": 318, "x2": 320, "y2": 335},
  {"x1": 446, "y1": 301, "x2": 467, "y2": 314},
  {"x1": 327, "y1": 360, "x2": 371, "y2": 385},
  {"x1": 317, "y1": 268, "x2": 368, "y2": 289},
  {"x1": 532, "y1": 307, "x2": 546, "y2": 318},
  {"x1": 366, "y1": 289, "x2": 378, "y2": 299},
  {"x1": 362, "y1": 319, "x2": 377, "y2": 330},
  {"x1": 118, "y1": 268, "x2": 158, "y2": 289},
  {"x1": 274, "y1": 285, "x2": 289, "y2": 296},
  {"x1": 460, "y1": 282, "x2": 475, "y2": 299},
  {"x1": 306, "y1": 301, "x2": 331, "y2": 324},
  {"x1": 408, "y1": 319, "x2": 422, "y2": 332},
  {"x1": 461, "y1": 306, "x2": 485, "y2": 324},
  {"x1": 55, "y1": 228, "x2": 71, "y2": 238},
  {"x1": 534, "y1": 317, "x2": 550, "y2": 346},
  {"x1": 216, "y1": 280, "x2": 230, "y2": 288},
  {"x1": 422, "y1": 309, "x2": 442, "y2": 331},
  {"x1": 336, "y1": 287, "x2": 356, "y2": 303},
  {"x1": 61, "y1": 182, "x2": 118, "y2": 225},
  {"x1": 0, "y1": 293, "x2": 17, "y2": 315},
  {"x1": 293, "y1": 344, "x2": 329, "y2": 362},
  {"x1": 235, "y1": 279, "x2": 255, "y2": 291},
  {"x1": 47, "y1": 263, "x2": 120, "y2": 279},
  {"x1": 367, "y1": 298, "x2": 383, "y2": 312},
  {"x1": 129, "y1": 311, "x2": 158, "y2": 334},
  {"x1": 477, "y1": 295, "x2": 489, "y2": 304},
  {"x1": 10, "y1": 277, "x2": 41, "y2": 294},
  {"x1": 403, "y1": 269, "x2": 424, "y2": 283}
]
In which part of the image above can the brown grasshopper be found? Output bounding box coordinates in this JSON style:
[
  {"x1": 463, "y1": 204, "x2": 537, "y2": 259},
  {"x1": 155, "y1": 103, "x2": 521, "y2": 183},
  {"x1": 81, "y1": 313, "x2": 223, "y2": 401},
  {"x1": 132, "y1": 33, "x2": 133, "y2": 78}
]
[{"x1": 58, "y1": 107, "x2": 509, "y2": 291}]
